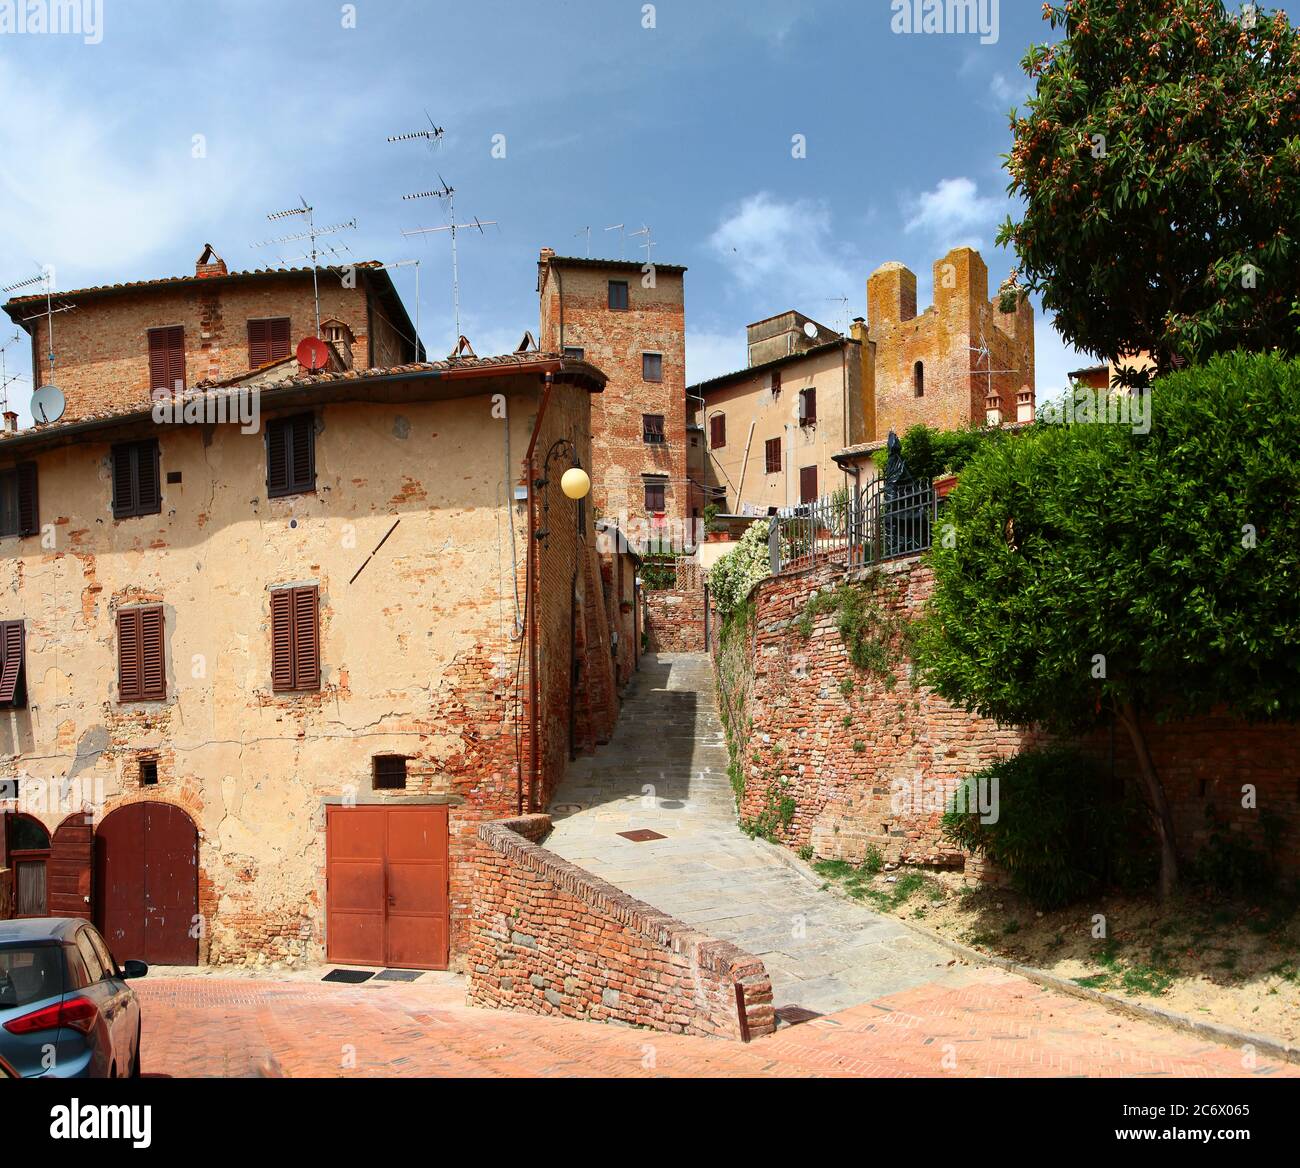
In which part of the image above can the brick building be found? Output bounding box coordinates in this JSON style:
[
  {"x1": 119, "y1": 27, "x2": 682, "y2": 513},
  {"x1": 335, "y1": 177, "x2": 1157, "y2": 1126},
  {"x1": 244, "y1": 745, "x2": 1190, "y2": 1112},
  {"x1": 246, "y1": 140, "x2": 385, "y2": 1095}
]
[
  {"x1": 0, "y1": 263, "x2": 636, "y2": 972},
  {"x1": 537, "y1": 250, "x2": 690, "y2": 540},
  {"x1": 3, "y1": 246, "x2": 423, "y2": 422}
]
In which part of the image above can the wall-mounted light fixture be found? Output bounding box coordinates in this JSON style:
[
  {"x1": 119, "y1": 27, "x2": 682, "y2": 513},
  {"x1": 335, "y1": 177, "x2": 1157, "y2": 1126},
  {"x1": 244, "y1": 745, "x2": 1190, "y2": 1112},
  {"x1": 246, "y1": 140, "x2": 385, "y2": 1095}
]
[{"x1": 534, "y1": 436, "x2": 591, "y2": 548}]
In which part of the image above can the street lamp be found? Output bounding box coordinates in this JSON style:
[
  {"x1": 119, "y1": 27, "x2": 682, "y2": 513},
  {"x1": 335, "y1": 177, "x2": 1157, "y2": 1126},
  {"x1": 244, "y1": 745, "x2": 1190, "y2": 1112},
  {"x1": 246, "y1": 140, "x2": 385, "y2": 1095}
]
[{"x1": 534, "y1": 437, "x2": 591, "y2": 548}]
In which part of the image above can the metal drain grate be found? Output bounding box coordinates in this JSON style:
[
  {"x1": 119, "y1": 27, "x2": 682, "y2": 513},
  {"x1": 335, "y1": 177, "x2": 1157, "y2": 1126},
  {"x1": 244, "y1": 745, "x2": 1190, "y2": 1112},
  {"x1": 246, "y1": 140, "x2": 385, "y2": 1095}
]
[
  {"x1": 775, "y1": 1005, "x2": 823, "y2": 1027},
  {"x1": 617, "y1": 829, "x2": 666, "y2": 842},
  {"x1": 322, "y1": 969, "x2": 375, "y2": 984}
]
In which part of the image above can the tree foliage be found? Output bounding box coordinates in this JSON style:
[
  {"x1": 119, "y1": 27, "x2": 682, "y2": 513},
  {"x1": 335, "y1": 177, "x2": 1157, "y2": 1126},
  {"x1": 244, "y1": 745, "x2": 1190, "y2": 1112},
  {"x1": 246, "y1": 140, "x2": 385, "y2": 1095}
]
[{"x1": 999, "y1": 0, "x2": 1300, "y2": 378}]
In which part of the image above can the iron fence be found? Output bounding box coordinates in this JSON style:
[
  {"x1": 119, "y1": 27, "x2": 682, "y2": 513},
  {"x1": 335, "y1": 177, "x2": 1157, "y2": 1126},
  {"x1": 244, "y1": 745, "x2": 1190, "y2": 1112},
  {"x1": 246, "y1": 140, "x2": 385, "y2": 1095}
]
[{"x1": 768, "y1": 477, "x2": 939, "y2": 575}]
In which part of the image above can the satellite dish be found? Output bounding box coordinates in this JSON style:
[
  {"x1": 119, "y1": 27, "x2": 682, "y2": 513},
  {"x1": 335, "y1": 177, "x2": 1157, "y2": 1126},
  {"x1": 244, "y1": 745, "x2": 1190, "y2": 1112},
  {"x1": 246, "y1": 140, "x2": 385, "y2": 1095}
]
[
  {"x1": 296, "y1": 337, "x2": 330, "y2": 373},
  {"x1": 31, "y1": 384, "x2": 66, "y2": 425},
  {"x1": 803, "y1": 322, "x2": 818, "y2": 339}
]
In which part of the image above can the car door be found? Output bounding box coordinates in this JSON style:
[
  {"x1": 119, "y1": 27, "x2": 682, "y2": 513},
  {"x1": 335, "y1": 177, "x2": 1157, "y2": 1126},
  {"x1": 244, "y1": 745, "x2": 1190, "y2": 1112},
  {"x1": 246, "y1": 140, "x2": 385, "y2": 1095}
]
[
  {"x1": 82, "y1": 928, "x2": 134, "y2": 1075},
  {"x1": 68, "y1": 931, "x2": 111, "y2": 1077}
]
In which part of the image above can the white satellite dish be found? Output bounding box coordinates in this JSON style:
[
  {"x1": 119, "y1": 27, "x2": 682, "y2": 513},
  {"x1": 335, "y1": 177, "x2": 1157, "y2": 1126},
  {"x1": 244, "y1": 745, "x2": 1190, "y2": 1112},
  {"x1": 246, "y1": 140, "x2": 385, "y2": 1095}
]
[
  {"x1": 803, "y1": 321, "x2": 818, "y2": 339},
  {"x1": 31, "y1": 384, "x2": 66, "y2": 425}
]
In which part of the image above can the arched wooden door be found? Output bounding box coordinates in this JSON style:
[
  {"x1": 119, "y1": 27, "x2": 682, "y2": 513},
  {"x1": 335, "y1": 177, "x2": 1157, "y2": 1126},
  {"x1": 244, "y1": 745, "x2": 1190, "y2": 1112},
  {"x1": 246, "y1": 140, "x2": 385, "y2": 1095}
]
[
  {"x1": 49, "y1": 815, "x2": 94, "y2": 920},
  {"x1": 95, "y1": 803, "x2": 198, "y2": 966}
]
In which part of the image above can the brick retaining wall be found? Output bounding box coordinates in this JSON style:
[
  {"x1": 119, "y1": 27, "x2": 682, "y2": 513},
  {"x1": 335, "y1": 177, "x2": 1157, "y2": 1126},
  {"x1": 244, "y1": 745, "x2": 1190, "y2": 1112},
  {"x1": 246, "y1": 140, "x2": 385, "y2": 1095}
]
[
  {"x1": 468, "y1": 815, "x2": 774, "y2": 1040},
  {"x1": 644, "y1": 587, "x2": 706, "y2": 653}
]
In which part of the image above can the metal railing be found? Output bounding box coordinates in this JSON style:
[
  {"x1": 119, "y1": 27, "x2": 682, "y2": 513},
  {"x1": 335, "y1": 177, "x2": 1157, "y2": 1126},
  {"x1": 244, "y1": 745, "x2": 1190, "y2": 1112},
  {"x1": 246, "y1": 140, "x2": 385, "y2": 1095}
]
[{"x1": 769, "y1": 477, "x2": 939, "y2": 575}]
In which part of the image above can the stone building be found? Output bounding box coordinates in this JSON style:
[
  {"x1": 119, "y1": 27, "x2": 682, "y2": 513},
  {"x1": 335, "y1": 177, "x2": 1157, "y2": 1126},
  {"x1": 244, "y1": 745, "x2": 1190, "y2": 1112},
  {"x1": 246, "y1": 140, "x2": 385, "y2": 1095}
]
[
  {"x1": 0, "y1": 256, "x2": 635, "y2": 971},
  {"x1": 536, "y1": 250, "x2": 690, "y2": 540}
]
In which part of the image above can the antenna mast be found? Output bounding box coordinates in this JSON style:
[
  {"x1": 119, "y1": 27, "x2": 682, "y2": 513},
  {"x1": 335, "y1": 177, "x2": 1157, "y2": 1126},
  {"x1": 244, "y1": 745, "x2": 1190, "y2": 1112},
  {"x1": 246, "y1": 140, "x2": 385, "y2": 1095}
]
[
  {"x1": 604, "y1": 223, "x2": 626, "y2": 260},
  {"x1": 252, "y1": 199, "x2": 357, "y2": 338},
  {"x1": 5, "y1": 268, "x2": 72, "y2": 389}
]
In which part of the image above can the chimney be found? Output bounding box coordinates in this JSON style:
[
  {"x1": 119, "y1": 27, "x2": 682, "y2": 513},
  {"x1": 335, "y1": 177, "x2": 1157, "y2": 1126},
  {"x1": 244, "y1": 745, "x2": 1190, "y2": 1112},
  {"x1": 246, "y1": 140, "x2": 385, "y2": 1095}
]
[
  {"x1": 195, "y1": 244, "x2": 228, "y2": 280},
  {"x1": 1017, "y1": 387, "x2": 1035, "y2": 424},
  {"x1": 985, "y1": 391, "x2": 1003, "y2": 428},
  {"x1": 3, "y1": 411, "x2": 16, "y2": 435}
]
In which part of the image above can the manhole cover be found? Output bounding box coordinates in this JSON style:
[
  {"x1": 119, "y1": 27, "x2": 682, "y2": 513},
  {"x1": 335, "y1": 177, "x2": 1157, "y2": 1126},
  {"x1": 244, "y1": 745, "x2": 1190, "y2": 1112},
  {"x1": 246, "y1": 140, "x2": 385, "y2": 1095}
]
[
  {"x1": 617, "y1": 829, "x2": 666, "y2": 842},
  {"x1": 775, "y1": 1005, "x2": 823, "y2": 1027}
]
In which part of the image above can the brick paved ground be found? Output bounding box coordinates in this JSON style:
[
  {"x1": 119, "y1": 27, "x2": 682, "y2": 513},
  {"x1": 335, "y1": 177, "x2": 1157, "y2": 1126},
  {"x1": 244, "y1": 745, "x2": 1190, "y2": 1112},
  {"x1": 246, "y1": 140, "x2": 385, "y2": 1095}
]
[{"x1": 135, "y1": 971, "x2": 1296, "y2": 1078}]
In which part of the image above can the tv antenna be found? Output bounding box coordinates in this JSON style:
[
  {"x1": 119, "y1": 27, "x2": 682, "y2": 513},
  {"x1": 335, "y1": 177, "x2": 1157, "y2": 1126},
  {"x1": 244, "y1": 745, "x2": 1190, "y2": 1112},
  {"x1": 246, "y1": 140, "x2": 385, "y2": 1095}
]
[
  {"x1": 0, "y1": 332, "x2": 24, "y2": 416},
  {"x1": 251, "y1": 198, "x2": 358, "y2": 337},
  {"x1": 823, "y1": 297, "x2": 851, "y2": 334},
  {"x1": 4, "y1": 268, "x2": 74, "y2": 393},
  {"x1": 575, "y1": 226, "x2": 592, "y2": 258},
  {"x1": 969, "y1": 327, "x2": 1023, "y2": 415},
  {"x1": 629, "y1": 224, "x2": 655, "y2": 265},
  {"x1": 400, "y1": 176, "x2": 498, "y2": 354},
  {"x1": 604, "y1": 223, "x2": 626, "y2": 259},
  {"x1": 387, "y1": 110, "x2": 445, "y2": 149},
  {"x1": 371, "y1": 259, "x2": 424, "y2": 358}
]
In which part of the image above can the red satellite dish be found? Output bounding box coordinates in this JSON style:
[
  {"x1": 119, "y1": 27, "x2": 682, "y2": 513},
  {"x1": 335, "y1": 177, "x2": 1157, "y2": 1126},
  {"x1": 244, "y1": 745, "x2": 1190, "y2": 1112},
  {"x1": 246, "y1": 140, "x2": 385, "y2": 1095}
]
[{"x1": 297, "y1": 337, "x2": 330, "y2": 372}]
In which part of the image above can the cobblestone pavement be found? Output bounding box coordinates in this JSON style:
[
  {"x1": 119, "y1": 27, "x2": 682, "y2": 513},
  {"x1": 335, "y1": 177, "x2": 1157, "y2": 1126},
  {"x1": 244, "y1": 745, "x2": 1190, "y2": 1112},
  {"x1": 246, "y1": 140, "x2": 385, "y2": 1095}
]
[
  {"x1": 135, "y1": 972, "x2": 1295, "y2": 1078},
  {"x1": 546, "y1": 653, "x2": 969, "y2": 1016}
]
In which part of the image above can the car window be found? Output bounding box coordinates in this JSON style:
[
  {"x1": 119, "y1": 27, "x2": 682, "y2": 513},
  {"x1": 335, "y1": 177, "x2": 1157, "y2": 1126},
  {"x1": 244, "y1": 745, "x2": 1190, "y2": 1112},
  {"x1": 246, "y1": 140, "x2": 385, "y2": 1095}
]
[
  {"x1": 74, "y1": 931, "x2": 105, "y2": 983},
  {"x1": 85, "y1": 929, "x2": 119, "y2": 978},
  {"x1": 0, "y1": 945, "x2": 66, "y2": 1007},
  {"x1": 63, "y1": 944, "x2": 92, "y2": 990}
]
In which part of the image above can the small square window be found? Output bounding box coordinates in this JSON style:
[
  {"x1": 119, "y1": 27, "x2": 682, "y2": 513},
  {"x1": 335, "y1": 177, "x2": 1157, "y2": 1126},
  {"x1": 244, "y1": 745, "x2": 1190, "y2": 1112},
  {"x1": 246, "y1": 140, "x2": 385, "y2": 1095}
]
[
  {"x1": 373, "y1": 756, "x2": 408, "y2": 790},
  {"x1": 608, "y1": 281, "x2": 629, "y2": 311},
  {"x1": 642, "y1": 352, "x2": 663, "y2": 383},
  {"x1": 139, "y1": 758, "x2": 158, "y2": 787},
  {"x1": 563, "y1": 346, "x2": 585, "y2": 360},
  {"x1": 642, "y1": 414, "x2": 666, "y2": 444},
  {"x1": 644, "y1": 481, "x2": 666, "y2": 512}
]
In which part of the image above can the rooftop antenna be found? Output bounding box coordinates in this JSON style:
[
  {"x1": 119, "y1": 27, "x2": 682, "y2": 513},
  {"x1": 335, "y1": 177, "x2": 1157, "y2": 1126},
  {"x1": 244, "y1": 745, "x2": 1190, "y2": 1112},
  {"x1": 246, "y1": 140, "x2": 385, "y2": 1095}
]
[
  {"x1": 0, "y1": 331, "x2": 24, "y2": 416},
  {"x1": 387, "y1": 110, "x2": 445, "y2": 149},
  {"x1": 604, "y1": 223, "x2": 625, "y2": 260},
  {"x1": 5, "y1": 268, "x2": 73, "y2": 392},
  {"x1": 629, "y1": 224, "x2": 655, "y2": 265},
  {"x1": 823, "y1": 296, "x2": 851, "y2": 335},
  {"x1": 371, "y1": 259, "x2": 423, "y2": 358},
  {"x1": 969, "y1": 326, "x2": 1022, "y2": 415},
  {"x1": 400, "y1": 176, "x2": 499, "y2": 353},
  {"x1": 575, "y1": 226, "x2": 592, "y2": 258},
  {"x1": 251, "y1": 198, "x2": 358, "y2": 338}
]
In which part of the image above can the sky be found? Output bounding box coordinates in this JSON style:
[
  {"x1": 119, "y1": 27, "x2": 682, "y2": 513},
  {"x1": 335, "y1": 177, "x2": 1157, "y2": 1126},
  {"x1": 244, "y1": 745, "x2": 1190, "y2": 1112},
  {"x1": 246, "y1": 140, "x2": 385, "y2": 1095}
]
[{"x1": 0, "y1": 0, "x2": 1287, "y2": 426}]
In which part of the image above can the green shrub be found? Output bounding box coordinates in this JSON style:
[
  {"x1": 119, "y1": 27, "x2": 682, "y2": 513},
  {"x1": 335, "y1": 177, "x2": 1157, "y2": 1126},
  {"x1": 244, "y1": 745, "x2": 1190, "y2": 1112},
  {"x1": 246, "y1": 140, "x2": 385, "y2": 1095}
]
[{"x1": 708, "y1": 520, "x2": 772, "y2": 621}]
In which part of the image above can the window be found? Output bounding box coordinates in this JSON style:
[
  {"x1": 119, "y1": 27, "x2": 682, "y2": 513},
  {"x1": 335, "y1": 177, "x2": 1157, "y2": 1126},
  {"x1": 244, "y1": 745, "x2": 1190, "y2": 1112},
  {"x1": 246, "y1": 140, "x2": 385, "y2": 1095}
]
[
  {"x1": 765, "y1": 437, "x2": 782, "y2": 474},
  {"x1": 0, "y1": 620, "x2": 27, "y2": 708},
  {"x1": 117, "y1": 606, "x2": 166, "y2": 703},
  {"x1": 607, "y1": 281, "x2": 629, "y2": 311},
  {"x1": 139, "y1": 757, "x2": 158, "y2": 786},
  {"x1": 800, "y1": 466, "x2": 818, "y2": 504},
  {"x1": 248, "y1": 318, "x2": 292, "y2": 370},
  {"x1": 74, "y1": 931, "x2": 104, "y2": 984},
  {"x1": 562, "y1": 346, "x2": 585, "y2": 360},
  {"x1": 772, "y1": 368, "x2": 782, "y2": 394},
  {"x1": 373, "y1": 756, "x2": 407, "y2": 791},
  {"x1": 85, "y1": 928, "x2": 119, "y2": 979},
  {"x1": 147, "y1": 326, "x2": 186, "y2": 396},
  {"x1": 642, "y1": 352, "x2": 663, "y2": 383},
  {"x1": 914, "y1": 361, "x2": 925, "y2": 398},
  {"x1": 111, "y1": 440, "x2": 161, "y2": 519},
  {"x1": 266, "y1": 414, "x2": 316, "y2": 498},
  {"x1": 709, "y1": 414, "x2": 726, "y2": 449},
  {"x1": 644, "y1": 481, "x2": 666, "y2": 513},
  {"x1": 0, "y1": 464, "x2": 38, "y2": 539},
  {"x1": 270, "y1": 586, "x2": 320, "y2": 693},
  {"x1": 799, "y1": 388, "x2": 818, "y2": 426},
  {"x1": 642, "y1": 414, "x2": 666, "y2": 444}
]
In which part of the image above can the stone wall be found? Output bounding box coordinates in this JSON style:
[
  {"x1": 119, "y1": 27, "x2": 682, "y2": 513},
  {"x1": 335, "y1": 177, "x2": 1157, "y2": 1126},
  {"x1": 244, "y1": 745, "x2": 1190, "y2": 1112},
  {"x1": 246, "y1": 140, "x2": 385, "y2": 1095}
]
[
  {"x1": 644, "y1": 587, "x2": 706, "y2": 653},
  {"x1": 468, "y1": 815, "x2": 775, "y2": 1041}
]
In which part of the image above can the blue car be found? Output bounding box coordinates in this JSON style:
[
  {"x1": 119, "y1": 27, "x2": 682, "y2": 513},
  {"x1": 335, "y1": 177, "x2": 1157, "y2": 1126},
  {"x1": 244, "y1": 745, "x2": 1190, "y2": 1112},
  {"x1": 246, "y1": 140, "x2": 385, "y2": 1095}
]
[{"x1": 0, "y1": 918, "x2": 147, "y2": 1078}]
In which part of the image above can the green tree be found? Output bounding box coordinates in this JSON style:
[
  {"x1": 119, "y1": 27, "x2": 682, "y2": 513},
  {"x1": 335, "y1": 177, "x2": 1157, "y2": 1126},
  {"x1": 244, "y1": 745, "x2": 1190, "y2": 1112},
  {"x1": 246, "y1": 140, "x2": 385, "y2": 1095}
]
[
  {"x1": 916, "y1": 353, "x2": 1300, "y2": 897},
  {"x1": 999, "y1": 1, "x2": 1300, "y2": 380}
]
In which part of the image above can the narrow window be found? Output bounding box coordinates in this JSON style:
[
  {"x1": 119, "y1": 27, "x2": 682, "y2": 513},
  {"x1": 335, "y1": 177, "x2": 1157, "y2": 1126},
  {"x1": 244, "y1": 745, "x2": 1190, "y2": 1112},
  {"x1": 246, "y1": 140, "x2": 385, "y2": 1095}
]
[
  {"x1": 765, "y1": 437, "x2": 782, "y2": 474},
  {"x1": 0, "y1": 463, "x2": 39, "y2": 538},
  {"x1": 271, "y1": 586, "x2": 320, "y2": 693},
  {"x1": 373, "y1": 756, "x2": 408, "y2": 791},
  {"x1": 248, "y1": 318, "x2": 292, "y2": 370},
  {"x1": 644, "y1": 481, "x2": 666, "y2": 512},
  {"x1": 914, "y1": 361, "x2": 925, "y2": 398},
  {"x1": 642, "y1": 414, "x2": 666, "y2": 445},
  {"x1": 147, "y1": 326, "x2": 186, "y2": 396},
  {"x1": 709, "y1": 414, "x2": 726, "y2": 449},
  {"x1": 563, "y1": 346, "x2": 585, "y2": 360},
  {"x1": 0, "y1": 620, "x2": 27, "y2": 708},
  {"x1": 642, "y1": 352, "x2": 663, "y2": 383},
  {"x1": 800, "y1": 466, "x2": 818, "y2": 504},
  {"x1": 111, "y1": 440, "x2": 162, "y2": 519},
  {"x1": 607, "y1": 281, "x2": 629, "y2": 311},
  {"x1": 267, "y1": 414, "x2": 316, "y2": 498},
  {"x1": 772, "y1": 368, "x2": 782, "y2": 394},
  {"x1": 799, "y1": 388, "x2": 818, "y2": 426},
  {"x1": 139, "y1": 758, "x2": 159, "y2": 787},
  {"x1": 117, "y1": 606, "x2": 166, "y2": 703}
]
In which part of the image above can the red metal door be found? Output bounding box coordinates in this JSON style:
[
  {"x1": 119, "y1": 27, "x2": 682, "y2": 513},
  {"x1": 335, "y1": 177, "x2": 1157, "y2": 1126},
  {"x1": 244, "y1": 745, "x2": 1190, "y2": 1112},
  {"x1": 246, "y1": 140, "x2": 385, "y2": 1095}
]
[
  {"x1": 95, "y1": 803, "x2": 198, "y2": 966},
  {"x1": 326, "y1": 805, "x2": 449, "y2": 970},
  {"x1": 49, "y1": 815, "x2": 94, "y2": 920}
]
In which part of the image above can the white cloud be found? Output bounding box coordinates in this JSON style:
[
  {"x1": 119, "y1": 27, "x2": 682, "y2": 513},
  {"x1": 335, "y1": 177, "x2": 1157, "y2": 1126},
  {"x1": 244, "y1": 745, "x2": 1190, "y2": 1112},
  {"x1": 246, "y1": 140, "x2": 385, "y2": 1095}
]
[
  {"x1": 708, "y1": 192, "x2": 854, "y2": 306},
  {"x1": 902, "y1": 177, "x2": 1002, "y2": 252},
  {"x1": 989, "y1": 72, "x2": 1023, "y2": 107}
]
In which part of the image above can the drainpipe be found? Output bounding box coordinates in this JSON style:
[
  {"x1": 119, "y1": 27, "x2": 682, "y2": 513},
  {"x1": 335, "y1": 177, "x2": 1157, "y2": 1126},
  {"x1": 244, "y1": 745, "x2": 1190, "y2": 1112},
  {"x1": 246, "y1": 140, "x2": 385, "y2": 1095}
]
[{"x1": 523, "y1": 372, "x2": 556, "y2": 814}]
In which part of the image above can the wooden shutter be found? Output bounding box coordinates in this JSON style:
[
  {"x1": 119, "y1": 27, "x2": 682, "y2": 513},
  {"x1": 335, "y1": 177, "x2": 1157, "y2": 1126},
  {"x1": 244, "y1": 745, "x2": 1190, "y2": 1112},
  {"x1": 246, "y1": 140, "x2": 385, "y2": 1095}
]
[
  {"x1": 139, "y1": 607, "x2": 166, "y2": 701},
  {"x1": 765, "y1": 438, "x2": 782, "y2": 474},
  {"x1": 270, "y1": 590, "x2": 294, "y2": 690},
  {"x1": 800, "y1": 466, "x2": 818, "y2": 504},
  {"x1": 267, "y1": 421, "x2": 289, "y2": 495},
  {"x1": 292, "y1": 587, "x2": 320, "y2": 691},
  {"x1": 111, "y1": 444, "x2": 137, "y2": 517},
  {"x1": 135, "y1": 442, "x2": 161, "y2": 516},
  {"x1": 148, "y1": 327, "x2": 185, "y2": 395},
  {"x1": 117, "y1": 609, "x2": 143, "y2": 702},
  {"x1": 0, "y1": 620, "x2": 25, "y2": 705},
  {"x1": 801, "y1": 388, "x2": 817, "y2": 425},
  {"x1": 270, "y1": 318, "x2": 291, "y2": 362},
  {"x1": 290, "y1": 415, "x2": 315, "y2": 491},
  {"x1": 249, "y1": 320, "x2": 271, "y2": 369},
  {"x1": 16, "y1": 462, "x2": 38, "y2": 537},
  {"x1": 710, "y1": 415, "x2": 726, "y2": 449}
]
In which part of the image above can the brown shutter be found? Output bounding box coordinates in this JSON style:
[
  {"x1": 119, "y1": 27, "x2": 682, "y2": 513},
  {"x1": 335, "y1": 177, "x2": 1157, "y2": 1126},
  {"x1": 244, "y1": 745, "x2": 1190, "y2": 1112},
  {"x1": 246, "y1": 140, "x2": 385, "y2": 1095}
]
[
  {"x1": 136, "y1": 442, "x2": 161, "y2": 515},
  {"x1": 805, "y1": 388, "x2": 817, "y2": 424},
  {"x1": 267, "y1": 420, "x2": 289, "y2": 495},
  {"x1": 270, "y1": 590, "x2": 294, "y2": 691},
  {"x1": 16, "y1": 462, "x2": 38, "y2": 537},
  {"x1": 139, "y1": 607, "x2": 166, "y2": 701},
  {"x1": 249, "y1": 319, "x2": 270, "y2": 369},
  {"x1": 165, "y1": 327, "x2": 186, "y2": 394},
  {"x1": 292, "y1": 587, "x2": 320, "y2": 691},
  {"x1": 149, "y1": 327, "x2": 185, "y2": 394},
  {"x1": 800, "y1": 466, "x2": 818, "y2": 504},
  {"x1": 270, "y1": 318, "x2": 292, "y2": 362},
  {"x1": 0, "y1": 621, "x2": 24, "y2": 705},
  {"x1": 112, "y1": 444, "x2": 136, "y2": 517},
  {"x1": 117, "y1": 609, "x2": 143, "y2": 702},
  {"x1": 290, "y1": 415, "x2": 315, "y2": 491},
  {"x1": 148, "y1": 331, "x2": 169, "y2": 393}
]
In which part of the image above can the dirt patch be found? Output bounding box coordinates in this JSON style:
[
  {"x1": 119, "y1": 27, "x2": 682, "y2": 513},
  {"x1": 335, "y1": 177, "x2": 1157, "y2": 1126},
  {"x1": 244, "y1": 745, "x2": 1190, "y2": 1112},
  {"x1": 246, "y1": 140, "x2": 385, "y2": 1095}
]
[{"x1": 811, "y1": 859, "x2": 1300, "y2": 1045}]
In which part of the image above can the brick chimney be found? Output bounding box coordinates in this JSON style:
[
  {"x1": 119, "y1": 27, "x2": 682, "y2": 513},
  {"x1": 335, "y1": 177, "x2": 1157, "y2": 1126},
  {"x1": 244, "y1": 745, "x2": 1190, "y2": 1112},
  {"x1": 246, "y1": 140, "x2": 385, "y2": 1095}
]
[
  {"x1": 195, "y1": 244, "x2": 228, "y2": 279},
  {"x1": 1017, "y1": 387, "x2": 1035, "y2": 424},
  {"x1": 3, "y1": 411, "x2": 17, "y2": 435},
  {"x1": 985, "y1": 391, "x2": 1003, "y2": 427}
]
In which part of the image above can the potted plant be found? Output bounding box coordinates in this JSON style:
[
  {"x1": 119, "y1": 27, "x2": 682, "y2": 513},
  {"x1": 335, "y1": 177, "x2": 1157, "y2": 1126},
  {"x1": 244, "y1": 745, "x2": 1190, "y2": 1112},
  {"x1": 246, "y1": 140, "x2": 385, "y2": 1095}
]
[{"x1": 934, "y1": 473, "x2": 959, "y2": 499}]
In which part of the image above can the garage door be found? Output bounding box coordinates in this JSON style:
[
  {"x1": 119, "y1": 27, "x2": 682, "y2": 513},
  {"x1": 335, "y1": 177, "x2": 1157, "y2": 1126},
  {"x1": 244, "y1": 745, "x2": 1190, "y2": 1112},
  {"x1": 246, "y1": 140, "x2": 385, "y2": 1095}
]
[
  {"x1": 326, "y1": 805, "x2": 449, "y2": 970},
  {"x1": 95, "y1": 803, "x2": 199, "y2": 966}
]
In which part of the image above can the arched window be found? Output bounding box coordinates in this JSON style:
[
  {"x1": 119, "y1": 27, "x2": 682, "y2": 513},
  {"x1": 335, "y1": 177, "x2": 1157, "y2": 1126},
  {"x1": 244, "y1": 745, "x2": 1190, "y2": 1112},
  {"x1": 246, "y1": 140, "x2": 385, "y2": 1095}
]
[
  {"x1": 5, "y1": 813, "x2": 51, "y2": 917},
  {"x1": 914, "y1": 361, "x2": 925, "y2": 398}
]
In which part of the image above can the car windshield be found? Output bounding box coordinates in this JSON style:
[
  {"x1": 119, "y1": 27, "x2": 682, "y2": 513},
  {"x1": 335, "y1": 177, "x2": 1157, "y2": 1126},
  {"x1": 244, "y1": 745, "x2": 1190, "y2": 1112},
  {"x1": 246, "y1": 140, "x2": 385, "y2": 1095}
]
[{"x1": 0, "y1": 945, "x2": 65, "y2": 1008}]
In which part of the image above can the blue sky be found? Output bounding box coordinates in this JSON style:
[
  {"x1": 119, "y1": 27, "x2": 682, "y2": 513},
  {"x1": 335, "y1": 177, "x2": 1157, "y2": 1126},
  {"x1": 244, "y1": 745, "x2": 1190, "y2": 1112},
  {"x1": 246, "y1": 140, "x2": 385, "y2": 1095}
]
[{"x1": 0, "y1": 0, "x2": 1289, "y2": 424}]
